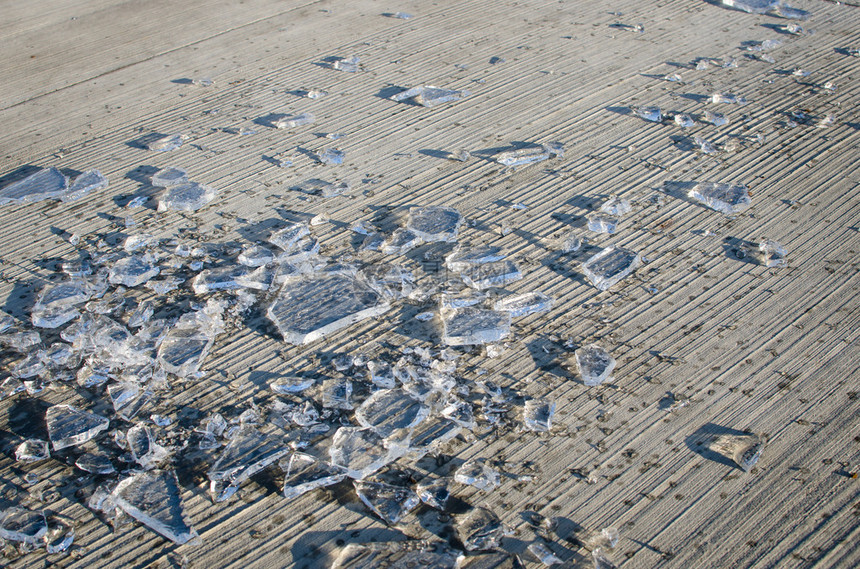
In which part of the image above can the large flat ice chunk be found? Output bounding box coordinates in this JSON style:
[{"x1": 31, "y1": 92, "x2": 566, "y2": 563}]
[
  {"x1": 720, "y1": 0, "x2": 809, "y2": 20},
  {"x1": 109, "y1": 255, "x2": 160, "y2": 287},
  {"x1": 329, "y1": 426, "x2": 393, "y2": 479},
  {"x1": 267, "y1": 272, "x2": 391, "y2": 345},
  {"x1": 111, "y1": 470, "x2": 198, "y2": 544},
  {"x1": 355, "y1": 388, "x2": 429, "y2": 437},
  {"x1": 581, "y1": 247, "x2": 641, "y2": 291},
  {"x1": 46, "y1": 404, "x2": 110, "y2": 450},
  {"x1": 0, "y1": 168, "x2": 69, "y2": 205},
  {"x1": 440, "y1": 307, "x2": 511, "y2": 346},
  {"x1": 575, "y1": 344, "x2": 616, "y2": 386},
  {"x1": 459, "y1": 260, "x2": 522, "y2": 290},
  {"x1": 0, "y1": 507, "x2": 47, "y2": 544},
  {"x1": 689, "y1": 182, "x2": 751, "y2": 215},
  {"x1": 391, "y1": 85, "x2": 470, "y2": 107},
  {"x1": 282, "y1": 453, "x2": 347, "y2": 499},
  {"x1": 157, "y1": 181, "x2": 216, "y2": 212},
  {"x1": 494, "y1": 143, "x2": 563, "y2": 168},
  {"x1": 208, "y1": 427, "x2": 290, "y2": 501},
  {"x1": 406, "y1": 206, "x2": 462, "y2": 242},
  {"x1": 64, "y1": 170, "x2": 108, "y2": 202},
  {"x1": 493, "y1": 291, "x2": 553, "y2": 317},
  {"x1": 157, "y1": 301, "x2": 225, "y2": 377}
]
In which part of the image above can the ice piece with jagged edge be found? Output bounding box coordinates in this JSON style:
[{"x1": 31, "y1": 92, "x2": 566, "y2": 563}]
[
  {"x1": 333, "y1": 55, "x2": 360, "y2": 72},
  {"x1": 321, "y1": 378, "x2": 353, "y2": 409},
  {"x1": 674, "y1": 114, "x2": 694, "y2": 128},
  {"x1": 455, "y1": 459, "x2": 501, "y2": 490},
  {"x1": 759, "y1": 239, "x2": 787, "y2": 267},
  {"x1": 147, "y1": 134, "x2": 183, "y2": 151},
  {"x1": 458, "y1": 552, "x2": 527, "y2": 568},
  {"x1": 410, "y1": 418, "x2": 462, "y2": 455},
  {"x1": 362, "y1": 264, "x2": 415, "y2": 300},
  {"x1": 689, "y1": 182, "x2": 751, "y2": 215},
  {"x1": 710, "y1": 433, "x2": 764, "y2": 472},
  {"x1": 157, "y1": 181, "x2": 216, "y2": 211},
  {"x1": 354, "y1": 480, "x2": 420, "y2": 524},
  {"x1": 493, "y1": 292, "x2": 553, "y2": 317},
  {"x1": 694, "y1": 136, "x2": 718, "y2": 154},
  {"x1": 710, "y1": 92, "x2": 747, "y2": 105},
  {"x1": 238, "y1": 245, "x2": 275, "y2": 267},
  {"x1": 315, "y1": 148, "x2": 345, "y2": 165},
  {"x1": 270, "y1": 375, "x2": 315, "y2": 394},
  {"x1": 192, "y1": 265, "x2": 249, "y2": 294},
  {"x1": 293, "y1": 178, "x2": 350, "y2": 197},
  {"x1": 0, "y1": 507, "x2": 47, "y2": 544},
  {"x1": 76, "y1": 452, "x2": 116, "y2": 474},
  {"x1": 331, "y1": 541, "x2": 462, "y2": 569},
  {"x1": 415, "y1": 477, "x2": 450, "y2": 510},
  {"x1": 282, "y1": 453, "x2": 347, "y2": 499},
  {"x1": 592, "y1": 548, "x2": 617, "y2": 569},
  {"x1": 406, "y1": 205, "x2": 462, "y2": 242},
  {"x1": 448, "y1": 148, "x2": 470, "y2": 161},
  {"x1": 109, "y1": 255, "x2": 160, "y2": 287},
  {"x1": 127, "y1": 424, "x2": 169, "y2": 470},
  {"x1": 440, "y1": 289, "x2": 487, "y2": 309},
  {"x1": 494, "y1": 142, "x2": 564, "y2": 168},
  {"x1": 157, "y1": 301, "x2": 225, "y2": 377},
  {"x1": 523, "y1": 399, "x2": 555, "y2": 432},
  {"x1": 329, "y1": 426, "x2": 394, "y2": 479},
  {"x1": 0, "y1": 329, "x2": 41, "y2": 351},
  {"x1": 441, "y1": 307, "x2": 511, "y2": 346},
  {"x1": 111, "y1": 470, "x2": 198, "y2": 544},
  {"x1": 16, "y1": 439, "x2": 49, "y2": 462},
  {"x1": 704, "y1": 110, "x2": 729, "y2": 126},
  {"x1": 575, "y1": 344, "x2": 616, "y2": 387},
  {"x1": 151, "y1": 167, "x2": 188, "y2": 187},
  {"x1": 43, "y1": 517, "x2": 75, "y2": 553},
  {"x1": 528, "y1": 542, "x2": 563, "y2": 566},
  {"x1": 30, "y1": 279, "x2": 93, "y2": 328},
  {"x1": 633, "y1": 106, "x2": 662, "y2": 122},
  {"x1": 581, "y1": 246, "x2": 641, "y2": 291},
  {"x1": 208, "y1": 426, "x2": 291, "y2": 501},
  {"x1": 63, "y1": 170, "x2": 108, "y2": 201},
  {"x1": 108, "y1": 383, "x2": 154, "y2": 421},
  {"x1": 720, "y1": 0, "x2": 810, "y2": 19},
  {"x1": 553, "y1": 229, "x2": 582, "y2": 253},
  {"x1": 269, "y1": 221, "x2": 310, "y2": 250},
  {"x1": 458, "y1": 260, "x2": 522, "y2": 290},
  {"x1": 355, "y1": 388, "x2": 430, "y2": 437},
  {"x1": 587, "y1": 213, "x2": 618, "y2": 234},
  {"x1": 273, "y1": 112, "x2": 315, "y2": 128},
  {"x1": 391, "y1": 85, "x2": 470, "y2": 107},
  {"x1": 0, "y1": 377, "x2": 26, "y2": 400},
  {"x1": 445, "y1": 246, "x2": 505, "y2": 271},
  {"x1": 600, "y1": 197, "x2": 632, "y2": 216},
  {"x1": 382, "y1": 228, "x2": 422, "y2": 255},
  {"x1": 46, "y1": 405, "x2": 110, "y2": 450},
  {"x1": 267, "y1": 272, "x2": 391, "y2": 345},
  {"x1": 0, "y1": 168, "x2": 69, "y2": 205},
  {"x1": 275, "y1": 237, "x2": 320, "y2": 264},
  {"x1": 457, "y1": 507, "x2": 507, "y2": 551}
]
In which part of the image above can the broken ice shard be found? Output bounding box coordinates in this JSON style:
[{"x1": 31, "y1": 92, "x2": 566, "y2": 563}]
[
  {"x1": 208, "y1": 427, "x2": 290, "y2": 501},
  {"x1": 46, "y1": 404, "x2": 110, "y2": 450},
  {"x1": 759, "y1": 239, "x2": 787, "y2": 267},
  {"x1": 282, "y1": 453, "x2": 347, "y2": 499},
  {"x1": 321, "y1": 378, "x2": 353, "y2": 409},
  {"x1": 457, "y1": 507, "x2": 507, "y2": 551},
  {"x1": 43, "y1": 518, "x2": 74, "y2": 553},
  {"x1": 331, "y1": 541, "x2": 461, "y2": 569},
  {"x1": 15, "y1": 439, "x2": 49, "y2": 462},
  {"x1": 581, "y1": 247, "x2": 641, "y2": 291},
  {"x1": 674, "y1": 114, "x2": 694, "y2": 128},
  {"x1": 554, "y1": 230, "x2": 582, "y2": 253},
  {"x1": 710, "y1": 92, "x2": 747, "y2": 105},
  {"x1": 355, "y1": 388, "x2": 429, "y2": 437},
  {"x1": 455, "y1": 459, "x2": 501, "y2": 490},
  {"x1": 127, "y1": 424, "x2": 168, "y2": 470},
  {"x1": 0, "y1": 168, "x2": 69, "y2": 205},
  {"x1": 523, "y1": 399, "x2": 555, "y2": 432},
  {"x1": 0, "y1": 507, "x2": 47, "y2": 544},
  {"x1": 720, "y1": 0, "x2": 810, "y2": 19},
  {"x1": 267, "y1": 272, "x2": 391, "y2": 345},
  {"x1": 694, "y1": 136, "x2": 718, "y2": 154},
  {"x1": 270, "y1": 375, "x2": 315, "y2": 394},
  {"x1": 269, "y1": 221, "x2": 310, "y2": 250},
  {"x1": 238, "y1": 245, "x2": 275, "y2": 267},
  {"x1": 329, "y1": 426, "x2": 393, "y2": 479},
  {"x1": 333, "y1": 55, "x2": 360, "y2": 72},
  {"x1": 354, "y1": 480, "x2": 420, "y2": 524},
  {"x1": 157, "y1": 181, "x2": 217, "y2": 211},
  {"x1": 593, "y1": 549, "x2": 618, "y2": 569},
  {"x1": 493, "y1": 292, "x2": 553, "y2": 317},
  {"x1": 192, "y1": 265, "x2": 249, "y2": 293},
  {"x1": 76, "y1": 452, "x2": 116, "y2": 474},
  {"x1": 391, "y1": 85, "x2": 470, "y2": 107},
  {"x1": 459, "y1": 260, "x2": 522, "y2": 290},
  {"x1": 528, "y1": 542, "x2": 563, "y2": 566},
  {"x1": 151, "y1": 167, "x2": 188, "y2": 187},
  {"x1": 147, "y1": 134, "x2": 183, "y2": 151},
  {"x1": 689, "y1": 182, "x2": 751, "y2": 215},
  {"x1": 416, "y1": 477, "x2": 450, "y2": 509},
  {"x1": 315, "y1": 148, "x2": 345, "y2": 165},
  {"x1": 703, "y1": 110, "x2": 729, "y2": 126},
  {"x1": 31, "y1": 279, "x2": 92, "y2": 328},
  {"x1": 600, "y1": 197, "x2": 632, "y2": 216},
  {"x1": 406, "y1": 205, "x2": 462, "y2": 242},
  {"x1": 575, "y1": 344, "x2": 616, "y2": 386},
  {"x1": 108, "y1": 255, "x2": 160, "y2": 287},
  {"x1": 711, "y1": 433, "x2": 764, "y2": 472},
  {"x1": 64, "y1": 170, "x2": 108, "y2": 201},
  {"x1": 293, "y1": 178, "x2": 350, "y2": 197},
  {"x1": 449, "y1": 149, "x2": 470, "y2": 161},
  {"x1": 587, "y1": 213, "x2": 619, "y2": 234},
  {"x1": 271, "y1": 112, "x2": 315, "y2": 129},
  {"x1": 112, "y1": 470, "x2": 198, "y2": 544},
  {"x1": 441, "y1": 307, "x2": 511, "y2": 346},
  {"x1": 445, "y1": 245, "x2": 506, "y2": 271},
  {"x1": 494, "y1": 142, "x2": 564, "y2": 168},
  {"x1": 381, "y1": 228, "x2": 422, "y2": 255},
  {"x1": 157, "y1": 302, "x2": 224, "y2": 377},
  {"x1": 633, "y1": 106, "x2": 662, "y2": 122}
]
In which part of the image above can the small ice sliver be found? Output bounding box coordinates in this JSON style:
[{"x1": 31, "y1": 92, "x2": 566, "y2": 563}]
[
  {"x1": 581, "y1": 246, "x2": 642, "y2": 291},
  {"x1": 391, "y1": 85, "x2": 470, "y2": 108},
  {"x1": 688, "y1": 182, "x2": 751, "y2": 215}
]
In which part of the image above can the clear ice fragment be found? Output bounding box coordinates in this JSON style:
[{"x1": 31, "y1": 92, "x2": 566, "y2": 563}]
[
  {"x1": 192, "y1": 265, "x2": 249, "y2": 293},
  {"x1": 270, "y1": 375, "x2": 315, "y2": 394},
  {"x1": 355, "y1": 388, "x2": 429, "y2": 437},
  {"x1": 593, "y1": 549, "x2": 618, "y2": 569},
  {"x1": 157, "y1": 181, "x2": 217, "y2": 211},
  {"x1": 554, "y1": 230, "x2": 582, "y2": 253},
  {"x1": 694, "y1": 136, "x2": 719, "y2": 154},
  {"x1": 710, "y1": 92, "x2": 747, "y2": 105},
  {"x1": 331, "y1": 541, "x2": 461, "y2": 569},
  {"x1": 688, "y1": 182, "x2": 751, "y2": 215},
  {"x1": 720, "y1": 0, "x2": 810, "y2": 20},
  {"x1": 315, "y1": 148, "x2": 345, "y2": 165},
  {"x1": 440, "y1": 307, "x2": 511, "y2": 346},
  {"x1": 111, "y1": 470, "x2": 198, "y2": 544},
  {"x1": 406, "y1": 205, "x2": 463, "y2": 242},
  {"x1": 445, "y1": 245, "x2": 505, "y2": 271},
  {"x1": 157, "y1": 302, "x2": 224, "y2": 377},
  {"x1": 147, "y1": 134, "x2": 183, "y2": 152},
  {"x1": 76, "y1": 452, "x2": 116, "y2": 474},
  {"x1": 46, "y1": 404, "x2": 110, "y2": 450},
  {"x1": 459, "y1": 260, "x2": 522, "y2": 290},
  {"x1": 329, "y1": 426, "x2": 393, "y2": 479},
  {"x1": 267, "y1": 272, "x2": 391, "y2": 345},
  {"x1": 575, "y1": 344, "x2": 616, "y2": 386},
  {"x1": 493, "y1": 292, "x2": 553, "y2": 317},
  {"x1": 523, "y1": 399, "x2": 555, "y2": 432},
  {"x1": 151, "y1": 167, "x2": 188, "y2": 187},
  {"x1": 391, "y1": 11, "x2": 413, "y2": 19},
  {"x1": 15, "y1": 439, "x2": 49, "y2": 462},
  {"x1": 600, "y1": 197, "x2": 632, "y2": 216},
  {"x1": 108, "y1": 255, "x2": 160, "y2": 287},
  {"x1": 43, "y1": 518, "x2": 74, "y2": 553},
  {"x1": 333, "y1": 55, "x2": 360, "y2": 72},
  {"x1": 273, "y1": 112, "x2": 315, "y2": 129},
  {"x1": 714, "y1": 433, "x2": 764, "y2": 472},
  {"x1": 64, "y1": 170, "x2": 108, "y2": 201},
  {"x1": 282, "y1": 453, "x2": 347, "y2": 499},
  {"x1": 208, "y1": 427, "x2": 290, "y2": 501},
  {"x1": 455, "y1": 459, "x2": 501, "y2": 490},
  {"x1": 494, "y1": 143, "x2": 564, "y2": 167},
  {"x1": 354, "y1": 480, "x2": 420, "y2": 524},
  {"x1": 674, "y1": 114, "x2": 694, "y2": 128},
  {"x1": 382, "y1": 228, "x2": 422, "y2": 255},
  {"x1": 127, "y1": 424, "x2": 169, "y2": 470},
  {"x1": 0, "y1": 507, "x2": 47, "y2": 544},
  {"x1": 528, "y1": 542, "x2": 563, "y2": 566},
  {"x1": 321, "y1": 378, "x2": 353, "y2": 410},
  {"x1": 449, "y1": 149, "x2": 471, "y2": 161},
  {"x1": 759, "y1": 239, "x2": 787, "y2": 267},
  {"x1": 269, "y1": 221, "x2": 310, "y2": 250},
  {"x1": 587, "y1": 213, "x2": 619, "y2": 234},
  {"x1": 293, "y1": 178, "x2": 349, "y2": 197},
  {"x1": 0, "y1": 168, "x2": 69, "y2": 205},
  {"x1": 581, "y1": 247, "x2": 641, "y2": 291},
  {"x1": 416, "y1": 477, "x2": 450, "y2": 509},
  {"x1": 391, "y1": 85, "x2": 470, "y2": 107},
  {"x1": 633, "y1": 106, "x2": 662, "y2": 122},
  {"x1": 703, "y1": 110, "x2": 729, "y2": 126},
  {"x1": 457, "y1": 507, "x2": 507, "y2": 551}
]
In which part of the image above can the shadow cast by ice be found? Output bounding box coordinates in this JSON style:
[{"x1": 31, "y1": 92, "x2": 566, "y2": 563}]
[{"x1": 685, "y1": 423, "x2": 755, "y2": 471}]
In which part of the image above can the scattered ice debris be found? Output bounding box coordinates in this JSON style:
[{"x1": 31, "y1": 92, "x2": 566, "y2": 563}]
[
  {"x1": 333, "y1": 55, "x2": 361, "y2": 72},
  {"x1": 272, "y1": 112, "x2": 315, "y2": 129},
  {"x1": 157, "y1": 181, "x2": 217, "y2": 211},
  {"x1": 457, "y1": 507, "x2": 508, "y2": 551},
  {"x1": 587, "y1": 213, "x2": 619, "y2": 234},
  {"x1": 523, "y1": 399, "x2": 555, "y2": 432},
  {"x1": 208, "y1": 426, "x2": 290, "y2": 501},
  {"x1": 111, "y1": 470, "x2": 199, "y2": 544},
  {"x1": 581, "y1": 246, "x2": 642, "y2": 291},
  {"x1": 758, "y1": 239, "x2": 787, "y2": 267},
  {"x1": 601, "y1": 197, "x2": 632, "y2": 217},
  {"x1": 494, "y1": 292, "x2": 553, "y2": 317},
  {"x1": 315, "y1": 148, "x2": 346, "y2": 165},
  {"x1": 354, "y1": 480, "x2": 420, "y2": 524},
  {"x1": 151, "y1": 166, "x2": 188, "y2": 187},
  {"x1": 391, "y1": 85, "x2": 470, "y2": 107},
  {"x1": 0, "y1": 168, "x2": 69, "y2": 205},
  {"x1": 703, "y1": 110, "x2": 729, "y2": 126},
  {"x1": 674, "y1": 114, "x2": 694, "y2": 128},
  {"x1": 331, "y1": 541, "x2": 461, "y2": 569},
  {"x1": 455, "y1": 459, "x2": 501, "y2": 490},
  {"x1": 0, "y1": 507, "x2": 47, "y2": 544},
  {"x1": 46, "y1": 404, "x2": 110, "y2": 450},
  {"x1": 719, "y1": 0, "x2": 810, "y2": 20},
  {"x1": 282, "y1": 453, "x2": 347, "y2": 499},
  {"x1": 15, "y1": 439, "x2": 50, "y2": 462},
  {"x1": 633, "y1": 106, "x2": 662, "y2": 122},
  {"x1": 494, "y1": 142, "x2": 564, "y2": 168},
  {"x1": 710, "y1": 92, "x2": 747, "y2": 105},
  {"x1": 711, "y1": 433, "x2": 764, "y2": 471},
  {"x1": 689, "y1": 182, "x2": 751, "y2": 215},
  {"x1": 528, "y1": 542, "x2": 563, "y2": 566},
  {"x1": 146, "y1": 134, "x2": 183, "y2": 152},
  {"x1": 575, "y1": 344, "x2": 616, "y2": 386},
  {"x1": 407, "y1": 205, "x2": 463, "y2": 242}
]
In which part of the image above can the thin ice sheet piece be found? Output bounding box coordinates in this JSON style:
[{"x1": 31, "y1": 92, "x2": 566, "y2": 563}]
[
  {"x1": 523, "y1": 399, "x2": 555, "y2": 432},
  {"x1": 391, "y1": 85, "x2": 470, "y2": 107},
  {"x1": 156, "y1": 303, "x2": 224, "y2": 377},
  {"x1": 459, "y1": 260, "x2": 522, "y2": 290},
  {"x1": 406, "y1": 206, "x2": 462, "y2": 242},
  {"x1": 445, "y1": 245, "x2": 505, "y2": 271},
  {"x1": 282, "y1": 453, "x2": 347, "y2": 499},
  {"x1": 355, "y1": 388, "x2": 429, "y2": 437},
  {"x1": 581, "y1": 247, "x2": 641, "y2": 291},
  {"x1": 273, "y1": 112, "x2": 315, "y2": 128},
  {"x1": 710, "y1": 433, "x2": 764, "y2": 472},
  {"x1": 329, "y1": 426, "x2": 393, "y2": 479},
  {"x1": 575, "y1": 344, "x2": 616, "y2": 387},
  {"x1": 689, "y1": 182, "x2": 751, "y2": 215},
  {"x1": 46, "y1": 404, "x2": 110, "y2": 450},
  {"x1": 719, "y1": 0, "x2": 810, "y2": 19},
  {"x1": 493, "y1": 292, "x2": 553, "y2": 317},
  {"x1": 455, "y1": 459, "x2": 501, "y2": 490},
  {"x1": 147, "y1": 134, "x2": 183, "y2": 151},
  {"x1": 457, "y1": 507, "x2": 507, "y2": 551},
  {"x1": 151, "y1": 167, "x2": 188, "y2": 187},
  {"x1": 208, "y1": 427, "x2": 290, "y2": 501},
  {"x1": 315, "y1": 148, "x2": 345, "y2": 165},
  {"x1": 192, "y1": 265, "x2": 249, "y2": 293},
  {"x1": 109, "y1": 255, "x2": 159, "y2": 287},
  {"x1": 157, "y1": 181, "x2": 216, "y2": 211},
  {"x1": 354, "y1": 480, "x2": 420, "y2": 524},
  {"x1": 64, "y1": 170, "x2": 108, "y2": 201},
  {"x1": 587, "y1": 213, "x2": 618, "y2": 234},
  {"x1": 331, "y1": 541, "x2": 461, "y2": 569},
  {"x1": 0, "y1": 168, "x2": 69, "y2": 205},
  {"x1": 759, "y1": 239, "x2": 787, "y2": 267},
  {"x1": 111, "y1": 470, "x2": 198, "y2": 544},
  {"x1": 267, "y1": 272, "x2": 391, "y2": 345},
  {"x1": 441, "y1": 307, "x2": 511, "y2": 346},
  {"x1": 494, "y1": 143, "x2": 563, "y2": 168},
  {"x1": 0, "y1": 507, "x2": 47, "y2": 544}
]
